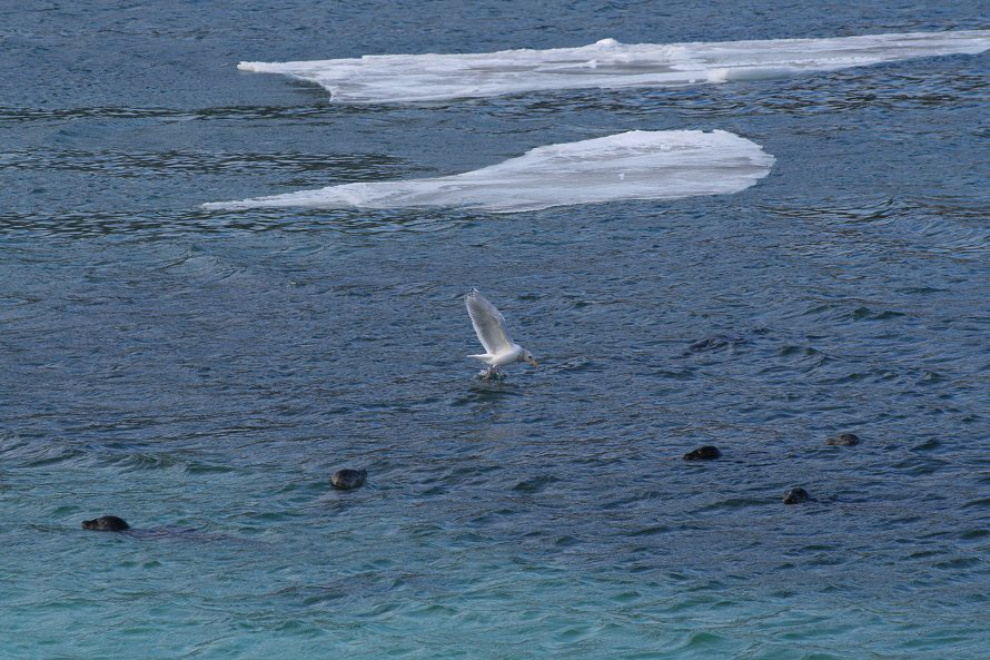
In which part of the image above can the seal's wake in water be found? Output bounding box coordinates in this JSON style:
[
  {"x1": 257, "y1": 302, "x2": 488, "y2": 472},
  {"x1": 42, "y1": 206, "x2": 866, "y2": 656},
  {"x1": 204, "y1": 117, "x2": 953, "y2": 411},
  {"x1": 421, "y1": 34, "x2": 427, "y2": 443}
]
[
  {"x1": 203, "y1": 130, "x2": 775, "y2": 213},
  {"x1": 237, "y1": 30, "x2": 990, "y2": 104}
]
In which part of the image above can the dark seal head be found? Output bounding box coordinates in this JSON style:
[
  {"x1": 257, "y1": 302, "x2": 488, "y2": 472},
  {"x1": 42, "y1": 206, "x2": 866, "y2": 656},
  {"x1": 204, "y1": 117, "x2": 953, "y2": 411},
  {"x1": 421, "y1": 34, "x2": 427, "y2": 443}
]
[
  {"x1": 331, "y1": 469, "x2": 367, "y2": 491},
  {"x1": 826, "y1": 433, "x2": 860, "y2": 446},
  {"x1": 782, "y1": 488, "x2": 811, "y2": 505},
  {"x1": 82, "y1": 515, "x2": 131, "y2": 532},
  {"x1": 683, "y1": 445, "x2": 721, "y2": 461}
]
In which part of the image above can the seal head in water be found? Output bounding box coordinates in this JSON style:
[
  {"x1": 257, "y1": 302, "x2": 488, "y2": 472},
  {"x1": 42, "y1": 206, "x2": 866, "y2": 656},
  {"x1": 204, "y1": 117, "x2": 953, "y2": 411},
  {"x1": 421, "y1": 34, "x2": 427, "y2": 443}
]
[
  {"x1": 82, "y1": 515, "x2": 131, "y2": 531},
  {"x1": 683, "y1": 445, "x2": 721, "y2": 460},
  {"x1": 826, "y1": 433, "x2": 861, "y2": 446},
  {"x1": 782, "y1": 488, "x2": 811, "y2": 505},
  {"x1": 331, "y1": 469, "x2": 367, "y2": 491}
]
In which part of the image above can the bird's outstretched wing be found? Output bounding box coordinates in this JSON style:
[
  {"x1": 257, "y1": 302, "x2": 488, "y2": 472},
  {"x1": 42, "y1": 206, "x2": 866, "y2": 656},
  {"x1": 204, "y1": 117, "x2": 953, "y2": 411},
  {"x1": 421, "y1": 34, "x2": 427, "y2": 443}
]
[{"x1": 465, "y1": 289, "x2": 514, "y2": 355}]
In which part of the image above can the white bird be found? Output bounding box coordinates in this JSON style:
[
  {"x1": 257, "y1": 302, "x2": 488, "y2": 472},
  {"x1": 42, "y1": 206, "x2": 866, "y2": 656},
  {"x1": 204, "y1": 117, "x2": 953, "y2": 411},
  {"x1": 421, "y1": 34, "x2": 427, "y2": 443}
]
[{"x1": 465, "y1": 289, "x2": 538, "y2": 380}]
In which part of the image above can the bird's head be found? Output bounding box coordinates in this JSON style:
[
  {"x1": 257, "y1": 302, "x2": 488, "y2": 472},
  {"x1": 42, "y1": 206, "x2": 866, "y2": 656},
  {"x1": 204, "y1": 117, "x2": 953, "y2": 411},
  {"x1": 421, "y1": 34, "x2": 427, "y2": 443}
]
[{"x1": 521, "y1": 349, "x2": 538, "y2": 368}]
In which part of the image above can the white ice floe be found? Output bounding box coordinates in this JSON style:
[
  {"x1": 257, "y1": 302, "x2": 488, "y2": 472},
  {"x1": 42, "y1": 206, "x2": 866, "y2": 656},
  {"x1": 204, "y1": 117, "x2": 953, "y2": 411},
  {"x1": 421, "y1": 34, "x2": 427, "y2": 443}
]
[
  {"x1": 202, "y1": 130, "x2": 775, "y2": 214},
  {"x1": 237, "y1": 30, "x2": 990, "y2": 104}
]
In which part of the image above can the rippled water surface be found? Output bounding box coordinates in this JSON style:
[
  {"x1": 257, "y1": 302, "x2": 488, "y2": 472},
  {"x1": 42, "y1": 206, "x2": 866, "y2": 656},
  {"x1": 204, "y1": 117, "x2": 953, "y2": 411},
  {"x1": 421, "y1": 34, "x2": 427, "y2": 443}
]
[{"x1": 2, "y1": 2, "x2": 989, "y2": 658}]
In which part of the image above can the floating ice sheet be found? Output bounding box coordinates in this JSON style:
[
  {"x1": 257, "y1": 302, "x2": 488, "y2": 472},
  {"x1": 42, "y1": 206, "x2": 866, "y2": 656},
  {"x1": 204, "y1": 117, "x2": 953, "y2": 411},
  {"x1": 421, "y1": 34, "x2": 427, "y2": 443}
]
[
  {"x1": 203, "y1": 130, "x2": 774, "y2": 214},
  {"x1": 238, "y1": 30, "x2": 990, "y2": 104}
]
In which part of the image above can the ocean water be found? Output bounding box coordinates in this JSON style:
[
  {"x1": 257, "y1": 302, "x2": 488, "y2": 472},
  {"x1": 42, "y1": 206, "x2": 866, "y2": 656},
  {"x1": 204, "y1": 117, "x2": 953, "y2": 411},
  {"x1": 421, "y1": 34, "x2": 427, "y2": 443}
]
[{"x1": 1, "y1": 1, "x2": 989, "y2": 658}]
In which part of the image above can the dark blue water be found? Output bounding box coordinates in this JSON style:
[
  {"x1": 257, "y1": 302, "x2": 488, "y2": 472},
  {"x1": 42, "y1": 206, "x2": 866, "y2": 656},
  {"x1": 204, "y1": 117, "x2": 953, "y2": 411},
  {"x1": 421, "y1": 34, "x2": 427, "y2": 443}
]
[{"x1": 2, "y1": 2, "x2": 989, "y2": 658}]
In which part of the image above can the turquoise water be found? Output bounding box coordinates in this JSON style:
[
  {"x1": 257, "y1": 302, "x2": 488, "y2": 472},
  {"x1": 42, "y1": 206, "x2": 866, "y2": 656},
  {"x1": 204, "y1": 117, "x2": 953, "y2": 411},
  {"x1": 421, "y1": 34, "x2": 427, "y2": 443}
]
[{"x1": 2, "y1": 1, "x2": 990, "y2": 658}]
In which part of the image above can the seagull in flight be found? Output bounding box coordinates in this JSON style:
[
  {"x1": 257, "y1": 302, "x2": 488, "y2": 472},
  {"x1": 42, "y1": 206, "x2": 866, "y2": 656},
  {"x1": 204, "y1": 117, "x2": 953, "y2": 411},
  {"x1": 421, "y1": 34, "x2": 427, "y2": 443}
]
[{"x1": 465, "y1": 289, "x2": 538, "y2": 380}]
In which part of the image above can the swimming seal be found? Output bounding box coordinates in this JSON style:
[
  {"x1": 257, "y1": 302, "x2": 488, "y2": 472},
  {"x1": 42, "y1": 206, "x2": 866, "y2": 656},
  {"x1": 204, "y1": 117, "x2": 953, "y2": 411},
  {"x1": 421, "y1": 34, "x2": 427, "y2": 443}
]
[
  {"x1": 82, "y1": 515, "x2": 131, "y2": 531},
  {"x1": 826, "y1": 433, "x2": 860, "y2": 446},
  {"x1": 782, "y1": 488, "x2": 811, "y2": 505},
  {"x1": 683, "y1": 445, "x2": 721, "y2": 461},
  {"x1": 331, "y1": 469, "x2": 367, "y2": 491}
]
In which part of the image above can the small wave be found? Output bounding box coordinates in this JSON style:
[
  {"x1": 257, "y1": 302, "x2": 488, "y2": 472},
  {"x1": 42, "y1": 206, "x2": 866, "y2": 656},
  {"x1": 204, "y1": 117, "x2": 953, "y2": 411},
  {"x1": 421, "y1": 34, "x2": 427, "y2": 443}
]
[
  {"x1": 512, "y1": 475, "x2": 560, "y2": 494},
  {"x1": 0, "y1": 104, "x2": 387, "y2": 124},
  {"x1": 545, "y1": 356, "x2": 601, "y2": 374},
  {"x1": 0, "y1": 433, "x2": 87, "y2": 468},
  {"x1": 685, "y1": 333, "x2": 752, "y2": 354},
  {"x1": 0, "y1": 148, "x2": 407, "y2": 179},
  {"x1": 96, "y1": 452, "x2": 182, "y2": 472}
]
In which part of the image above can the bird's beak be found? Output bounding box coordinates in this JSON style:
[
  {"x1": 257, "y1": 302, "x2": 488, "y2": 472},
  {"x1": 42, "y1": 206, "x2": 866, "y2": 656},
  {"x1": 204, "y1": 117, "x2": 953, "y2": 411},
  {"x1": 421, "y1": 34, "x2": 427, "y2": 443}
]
[{"x1": 527, "y1": 358, "x2": 538, "y2": 367}]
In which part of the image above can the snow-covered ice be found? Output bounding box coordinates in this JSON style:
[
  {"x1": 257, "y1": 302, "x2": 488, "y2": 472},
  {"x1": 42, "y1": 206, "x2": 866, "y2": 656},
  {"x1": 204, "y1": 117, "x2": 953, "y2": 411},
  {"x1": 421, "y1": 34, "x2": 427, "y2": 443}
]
[
  {"x1": 203, "y1": 130, "x2": 775, "y2": 214},
  {"x1": 237, "y1": 30, "x2": 990, "y2": 104}
]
